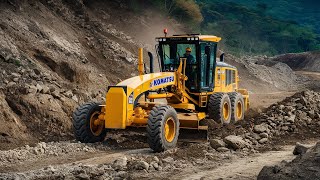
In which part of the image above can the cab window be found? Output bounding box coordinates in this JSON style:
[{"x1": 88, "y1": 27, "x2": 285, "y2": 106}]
[{"x1": 160, "y1": 43, "x2": 196, "y2": 71}]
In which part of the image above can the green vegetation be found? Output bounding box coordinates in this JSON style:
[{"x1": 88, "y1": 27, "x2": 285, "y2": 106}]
[
  {"x1": 128, "y1": 0, "x2": 320, "y2": 56},
  {"x1": 219, "y1": 0, "x2": 320, "y2": 34},
  {"x1": 199, "y1": 0, "x2": 320, "y2": 55}
]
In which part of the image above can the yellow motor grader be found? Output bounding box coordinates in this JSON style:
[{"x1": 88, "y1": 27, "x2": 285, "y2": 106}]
[{"x1": 73, "y1": 33, "x2": 250, "y2": 152}]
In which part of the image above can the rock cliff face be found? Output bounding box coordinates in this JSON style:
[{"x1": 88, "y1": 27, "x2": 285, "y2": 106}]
[{"x1": 0, "y1": 0, "x2": 183, "y2": 149}]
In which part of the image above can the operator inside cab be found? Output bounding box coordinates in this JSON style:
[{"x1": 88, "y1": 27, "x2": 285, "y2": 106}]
[
  {"x1": 183, "y1": 47, "x2": 197, "y2": 90},
  {"x1": 183, "y1": 47, "x2": 195, "y2": 64}
]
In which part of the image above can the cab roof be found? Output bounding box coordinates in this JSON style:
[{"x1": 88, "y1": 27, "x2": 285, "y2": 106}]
[{"x1": 156, "y1": 34, "x2": 222, "y2": 43}]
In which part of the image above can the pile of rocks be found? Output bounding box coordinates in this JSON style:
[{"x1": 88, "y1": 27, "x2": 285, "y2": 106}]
[
  {"x1": 113, "y1": 154, "x2": 191, "y2": 173},
  {"x1": 0, "y1": 142, "x2": 108, "y2": 166},
  {"x1": 251, "y1": 90, "x2": 320, "y2": 141},
  {"x1": 210, "y1": 135, "x2": 253, "y2": 152},
  {"x1": 0, "y1": 163, "x2": 118, "y2": 180},
  {"x1": 209, "y1": 90, "x2": 320, "y2": 152},
  {"x1": 1, "y1": 65, "x2": 81, "y2": 103},
  {"x1": 113, "y1": 156, "x2": 162, "y2": 172},
  {"x1": 0, "y1": 151, "x2": 192, "y2": 179}
]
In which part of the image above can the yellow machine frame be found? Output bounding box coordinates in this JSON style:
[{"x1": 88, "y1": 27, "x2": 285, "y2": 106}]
[
  {"x1": 74, "y1": 34, "x2": 250, "y2": 152},
  {"x1": 94, "y1": 41, "x2": 249, "y2": 131}
]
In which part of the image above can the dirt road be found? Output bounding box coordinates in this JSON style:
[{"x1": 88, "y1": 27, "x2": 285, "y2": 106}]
[
  {"x1": 297, "y1": 71, "x2": 320, "y2": 79},
  {"x1": 1, "y1": 142, "x2": 316, "y2": 180},
  {"x1": 177, "y1": 146, "x2": 295, "y2": 180},
  {"x1": 296, "y1": 71, "x2": 320, "y2": 91},
  {"x1": 249, "y1": 91, "x2": 296, "y2": 108}
]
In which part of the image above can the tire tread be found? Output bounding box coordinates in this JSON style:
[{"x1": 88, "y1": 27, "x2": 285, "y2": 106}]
[{"x1": 73, "y1": 102, "x2": 106, "y2": 143}]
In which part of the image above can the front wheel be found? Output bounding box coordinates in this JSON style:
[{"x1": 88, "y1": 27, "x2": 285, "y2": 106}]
[
  {"x1": 147, "y1": 105, "x2": 180, "y2": 152},
  {"x1": 73, "y1": 102, "x2": 106, "y2": 143}
]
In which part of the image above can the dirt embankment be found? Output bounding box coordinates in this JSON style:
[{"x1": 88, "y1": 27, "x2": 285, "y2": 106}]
[
  {"x1": 225, "y1": 54, "x2": 305, "y2": 93},
  {"x1": 0, "y1": 0, "x2": 183, "y2": 149},
  {"x1": 271, "y1": 51, "x2": 320, "y2": 72},
  {"x1": 224, "y1": 54, "x2": 312, "y2": 109},
  {"x1": 270, "y1": 51, "x2": 320, "y2": 91}
]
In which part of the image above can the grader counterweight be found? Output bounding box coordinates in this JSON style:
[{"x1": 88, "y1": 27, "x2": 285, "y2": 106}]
[{"x1": 73, "y1": 33, "x2": 250, "y2": 152}]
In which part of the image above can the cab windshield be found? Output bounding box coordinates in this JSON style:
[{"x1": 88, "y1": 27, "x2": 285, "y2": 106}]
[
  {"x1": 160, "y1": 43, "x2": 196, "y2": 71},
  {"x1": 159, "y1": 43, "x2": 198, "y2": 91},
  {"x1": 158, "y1": 41, "x2": 216, "y2": 92}
]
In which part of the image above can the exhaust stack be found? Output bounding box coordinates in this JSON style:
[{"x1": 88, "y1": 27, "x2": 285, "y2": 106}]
[{"x1": 138, "y1": 48, "x2": 144, "y2": 75}]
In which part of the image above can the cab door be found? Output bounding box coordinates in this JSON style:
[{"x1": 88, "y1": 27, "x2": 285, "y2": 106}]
[{"x1": 199, "y1": 43, "x2": 215, "y2": 92}]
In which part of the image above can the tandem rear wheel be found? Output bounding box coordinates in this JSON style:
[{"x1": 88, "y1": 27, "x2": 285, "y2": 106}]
[
  {"x1": 228, "y1": 92, "x2": 245, "y2": 123},
  {"x1": 208, "y1": 92, "x2": 245, "y2": 124}
]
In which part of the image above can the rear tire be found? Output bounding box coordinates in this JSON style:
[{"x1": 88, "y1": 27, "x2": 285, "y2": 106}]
[
  {"x1": 73, "y1": 102, "x2": 106, "y2": 143},
  {"x1": 228, "y1": 92, "x2": 245, "y2": 123},
  {"x1": 208, "y1": 93, "x2": 231, "y2": 124},
  {"x1": 147, "y1": 105, "x2": 179, "y2": 152}
]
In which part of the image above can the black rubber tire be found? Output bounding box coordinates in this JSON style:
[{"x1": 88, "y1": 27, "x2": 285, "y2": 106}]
[
  {"x1": 147, "y1": 105, "x2": 180, "y2": 152},
  {"x1": 208, "y1": 93, "x2": 231, "y2": 124},
  {"x1": 73, "y1": 102, "x2": 107, "y2": 143},
  {"x1": 228, "y1": 92, "x2": 245, "y2": 123}
]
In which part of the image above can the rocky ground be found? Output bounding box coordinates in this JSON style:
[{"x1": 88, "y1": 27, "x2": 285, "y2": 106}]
[
  {"x1": 207, "y1": 90, "x2": 320, "y2": 153},
  {"x1": 0, "y1": 90, "x2": 319, "y2": 179}
]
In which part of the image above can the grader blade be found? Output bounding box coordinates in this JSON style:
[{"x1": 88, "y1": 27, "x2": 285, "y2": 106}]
[
  {"x1": 178, "y1": 128, "x2": 208, "y2": 143},
  {"x1": 176, "y1": 113, "x2": 209, "y2": 143}
]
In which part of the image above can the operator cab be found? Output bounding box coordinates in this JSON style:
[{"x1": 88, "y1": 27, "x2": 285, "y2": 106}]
[{"x1": 156, "y1": 34, "x2": 221, "y2": 93}]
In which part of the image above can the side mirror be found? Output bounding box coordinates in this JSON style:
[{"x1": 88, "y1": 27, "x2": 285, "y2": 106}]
[
  {"x1": 148, "y1": 52, "x2": 154, "y2": 73},
  {"x1": 205, "y1": 45, "x2": 211, "y2": 55},
  {"x1": 220, "y1": 53, "x2": 225, "y2": 62}
]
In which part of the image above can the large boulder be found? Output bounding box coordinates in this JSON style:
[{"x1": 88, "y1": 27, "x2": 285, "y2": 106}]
[
  {"x1": 133, "y1": 160, "x2": 149, "y2": 170},
  {"x1": 224, "y1": 135, "x2": 250, "y2": 150},
  {"x1": 254, "y1": 124, "x2": 268, "y2": 133},
  {"x1": 293, "y1": 142, "x2": 311, "y2": 155},
  {"x1": 112, "y1": 156, "x2": 127, "y2": 170},
  {"x1": 210, "y1": 139, "x2": 226, "y2": 149}
]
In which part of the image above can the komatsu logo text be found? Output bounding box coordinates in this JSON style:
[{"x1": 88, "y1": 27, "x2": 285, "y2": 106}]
[{"x1": 150, "y1": 76, "x2": 174, "y2": 87}]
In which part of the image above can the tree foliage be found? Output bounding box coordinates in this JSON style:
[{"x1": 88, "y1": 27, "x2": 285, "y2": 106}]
[
  {"x1": 174, "y1": 0, "x2": 203, "y2": 23},
  {"x1": 198, "y1": 0, "x2": 320, "y2": 55},
  {"x1": 127, "y1": 0, "x2": 320, "y2": 55}
]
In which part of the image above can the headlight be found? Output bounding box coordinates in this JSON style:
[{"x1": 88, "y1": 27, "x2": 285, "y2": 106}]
[
  {"x1": 187, "y1": 38, "x2": 191, "y2": 41},
  {"x1": 191, "y1": 37, "x2": 195, "y2": 40}
]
